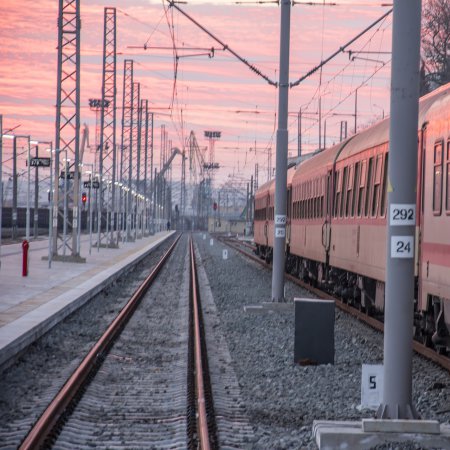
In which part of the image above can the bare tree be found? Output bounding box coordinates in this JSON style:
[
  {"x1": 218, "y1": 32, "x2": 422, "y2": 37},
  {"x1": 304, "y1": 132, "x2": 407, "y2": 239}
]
[{"x1": 421, "y1": 0, "x2": 450, "y2": 92}]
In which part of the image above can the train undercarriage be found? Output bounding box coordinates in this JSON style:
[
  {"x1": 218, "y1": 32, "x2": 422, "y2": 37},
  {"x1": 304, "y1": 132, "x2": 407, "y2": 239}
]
[{"x1": 255, "y1": 243, "x2": 450, "y2": 354}]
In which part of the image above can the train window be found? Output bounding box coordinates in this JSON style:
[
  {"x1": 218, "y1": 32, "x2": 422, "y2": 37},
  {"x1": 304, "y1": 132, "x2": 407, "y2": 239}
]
[
  {"x1": 365, "y1": 157, "x2": 374, "y2": 217},
  {"x1": 320, "y1": 177, "x2": 325, "y2": 218},
  {"x1": 334, "y1": 170, "x2": 341, "y2": 218},
  {"x1": 345, "y1": 165, "x2": 353, "y2": 217},
  {"x1": 326, "y1": 172, "x2": 332, "y2": 216},
  {"x1": 446, "y1": 141, "x2": 450, "y2": 213},
  {"x1": 380, "y1": 153, "x2": 389, "y2": 216},
  {"x1": 352, "y1": 162, "x2": 360, "y2": 217},
  {"x1": 315, "y1": 178, "x2": 319, "y2": 218},
  {"x1": 433, "y1": 141, "x2": 443, "y2": 215},
  {"x1": 357, "y1": 160, "x2": 367, "y2": 217},
  {"x1": 371, "y1": 154, "x2": 383, "y2": 217},
  {"x1": 341, "y1": 166, "x2": 348, "y2": 217}
]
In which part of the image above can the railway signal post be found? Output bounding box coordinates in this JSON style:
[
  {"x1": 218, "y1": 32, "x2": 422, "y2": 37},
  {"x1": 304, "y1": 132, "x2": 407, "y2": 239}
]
[
  {"x1": 271, "y1": 0, "x2": 291, "y2": 302},
  {"x1": 377, "y1": 0, "x2": 421, "y2": 420}
]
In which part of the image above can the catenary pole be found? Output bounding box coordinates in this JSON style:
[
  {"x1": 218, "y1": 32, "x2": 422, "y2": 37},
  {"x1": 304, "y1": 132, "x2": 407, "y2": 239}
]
[
  {"x1": 0, "y1": 115, "x2": 2, "y2": 268},
  {"x1": 271, "y1": 0, "x2": 291, "y2": 302},
  {"x1": 377, "y1": 0, "x2": 422, "y2": 420}
]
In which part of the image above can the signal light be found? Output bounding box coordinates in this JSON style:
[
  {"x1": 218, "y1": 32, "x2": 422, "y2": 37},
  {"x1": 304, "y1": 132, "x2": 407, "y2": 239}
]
[{"x1": 82, "y1": 192, "x2": 87, "y2": 205}]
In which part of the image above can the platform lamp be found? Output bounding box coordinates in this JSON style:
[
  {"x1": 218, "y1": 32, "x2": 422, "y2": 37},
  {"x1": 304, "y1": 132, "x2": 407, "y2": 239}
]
[{"x1": 3, "y1": 134, "x2": 31, "y2": 240}]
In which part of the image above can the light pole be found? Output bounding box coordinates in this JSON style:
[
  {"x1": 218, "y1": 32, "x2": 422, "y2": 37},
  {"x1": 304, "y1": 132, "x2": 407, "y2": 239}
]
[
  {"x1": 82, "y1": 163, "x2": 94, "y2": 255},
  {"x1": 45, "y1": 143, "x2": 53, "y2": 268},
  {"x1": 53, "y1": 148, "x2": 69, "y2": 257},
  {"x1": 27, "y1": 140, "x2": 53, "y2": 267},
  {"x1": 3, "y1": 134, "x2": 31, "y2": 240}
]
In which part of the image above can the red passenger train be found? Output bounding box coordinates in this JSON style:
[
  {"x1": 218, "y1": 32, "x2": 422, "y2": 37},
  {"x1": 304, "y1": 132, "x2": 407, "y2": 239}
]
[{"x1": 254, "y1": 82, "x2": 450, "y2": 351}]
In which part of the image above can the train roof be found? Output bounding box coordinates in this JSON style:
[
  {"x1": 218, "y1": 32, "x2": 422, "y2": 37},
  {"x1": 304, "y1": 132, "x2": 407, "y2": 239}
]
[
  {"x1": 254, "y1": 178, "x2": 274, "y2": 199},
  {"x1": 293, "y1": 82, "x2": 450, "y2": 181},
  {"x1": 269, "y1": 165, "x2": 297, "y2": 194}
]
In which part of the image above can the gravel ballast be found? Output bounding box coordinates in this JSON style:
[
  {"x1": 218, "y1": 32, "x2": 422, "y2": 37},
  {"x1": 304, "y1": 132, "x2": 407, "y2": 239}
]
[{"x1": 194, "y1": 233, "x2": 450, "y2": 449}]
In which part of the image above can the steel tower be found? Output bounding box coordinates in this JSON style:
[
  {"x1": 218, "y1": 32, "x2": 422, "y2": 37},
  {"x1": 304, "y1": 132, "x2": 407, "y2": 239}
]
[
  {"x1": 119, "y1": 59, "x2": 134, "y2": 243},
  {"x1": 53, "y1": 0, "x2": 84, "y2": 262},
  {"x1": 98, "y1": 7, "x2": 117, "y2": 248}
]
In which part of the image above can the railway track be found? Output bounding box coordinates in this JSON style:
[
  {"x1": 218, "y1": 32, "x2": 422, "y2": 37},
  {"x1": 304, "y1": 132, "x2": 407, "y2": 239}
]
[
  {"x1": 219, "y1": 235, "x2": 450, "y2": 373},
  {"x1": 17, "y1": 234, "x2": 252, "y2": 449}
]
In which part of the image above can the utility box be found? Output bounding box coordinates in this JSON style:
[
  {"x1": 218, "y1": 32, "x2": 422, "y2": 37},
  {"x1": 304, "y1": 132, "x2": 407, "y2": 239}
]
[{"x1": 294, "y1": 298, "x2": 335, "y2": 365}]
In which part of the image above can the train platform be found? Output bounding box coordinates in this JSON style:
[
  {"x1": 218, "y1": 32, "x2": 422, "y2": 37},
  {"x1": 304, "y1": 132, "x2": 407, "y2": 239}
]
[{"x1": 0, "y1": 231, "x2": 175, "y2": 368}]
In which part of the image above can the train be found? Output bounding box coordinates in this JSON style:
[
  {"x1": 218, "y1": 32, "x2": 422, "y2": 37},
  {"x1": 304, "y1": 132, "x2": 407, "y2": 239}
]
[{"x1": 254, "y1": 82, "x2": 450, "y2": 352}]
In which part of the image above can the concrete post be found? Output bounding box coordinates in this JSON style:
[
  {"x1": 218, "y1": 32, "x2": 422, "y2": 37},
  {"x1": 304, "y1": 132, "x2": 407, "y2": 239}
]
[
  {"x1": 377, "y1": 0, "x2": 422, "y2": 420},
  {"x1": 12, "y1": 137, "x2": 17, "y2": 240},
  {"x1": 26, "y1": 138, "x2": 31, "y2": 241},
  {"x1": 34, "y1": 145, "x2": 39, "y2": 239},
  {"x1": 0, "y1": 115, "x2": 2, "y2": 267},
  {"x1": 271, "y1": 0, "x2": 291, "y2": 301},
  {"x1": 47, "y1": 142, "x2": 53, "y2": 268}
]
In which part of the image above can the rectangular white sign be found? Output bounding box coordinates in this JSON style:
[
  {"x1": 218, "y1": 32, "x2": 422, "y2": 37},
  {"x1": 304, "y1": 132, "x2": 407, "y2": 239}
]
[
  {"x1": 391, "y1": 235, "x2": 414, "y2": 258},
  {"x1": 390, "y1": 204, "x2": 416, "y2": 226},
  {"x1": 275, "y1": 214, "x2": 286, "y2": 225},
  {"x1": 210, "y1": 238, "x2": 214, "y2": 246},
  {"x1": 222, "y1": 249, "x2": 228, "y2": 260},
  {"x1": 275, "y1": 227, "x2": 285, "y2": 238},
  {"x1": 361, "y1": 364, "x2": 384, "y2": 410}
]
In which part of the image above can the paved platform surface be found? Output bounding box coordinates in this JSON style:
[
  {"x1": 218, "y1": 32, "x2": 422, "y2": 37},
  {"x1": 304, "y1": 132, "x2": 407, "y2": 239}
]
[{"x1": 0, "y1": 231, "x2": 175, "y2": 368}]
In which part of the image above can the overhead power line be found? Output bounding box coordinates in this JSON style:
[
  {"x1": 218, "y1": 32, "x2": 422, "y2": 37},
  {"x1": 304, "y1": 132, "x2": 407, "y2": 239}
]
[
  {"x1": 166, "y1": 0, "x2": 277, "y2": 86},
  {"x1": 290, "y1": 8, "x2": 392, "y2": 87}
]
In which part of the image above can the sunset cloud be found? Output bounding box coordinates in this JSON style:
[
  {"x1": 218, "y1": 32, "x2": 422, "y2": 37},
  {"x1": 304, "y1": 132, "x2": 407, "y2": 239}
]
[{"x1": 1, "y1": 0, "x2": 393, "y2": 185}]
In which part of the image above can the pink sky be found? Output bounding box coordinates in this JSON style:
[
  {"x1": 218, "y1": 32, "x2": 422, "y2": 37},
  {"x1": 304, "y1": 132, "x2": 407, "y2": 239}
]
[{"x1": 0, "y1": 0, "x2": 392, "y2": 188}]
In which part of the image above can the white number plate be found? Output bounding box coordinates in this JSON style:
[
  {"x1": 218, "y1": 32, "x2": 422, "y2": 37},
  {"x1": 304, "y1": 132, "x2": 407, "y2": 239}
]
[
  {"x1": 391, "y1": 236, "x2": 414, "y2": 258},
  {"x1": 390, "y1": 204, "x2": 415, "y2": 226},
  {"x1": 275, "y1": 215, "x2": 286, "y2": 225},
  {"x1": 275, "y1": 227, "x2": 285, "y2": 238},
  {"x1": 361, "y1": 364, "x2": 384, "y2": 410}
]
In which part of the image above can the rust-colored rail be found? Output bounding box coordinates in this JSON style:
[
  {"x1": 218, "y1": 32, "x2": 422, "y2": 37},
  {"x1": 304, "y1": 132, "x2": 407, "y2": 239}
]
[
  {"x1": 189, "y1": 238, "x2": 211, "y2": 450},
  {"x1": 220, "y1": 236, "x2": 450, "y2": 373},
  {"x1": 20, "y1": 235, "x2": 181, "y2": 450}
]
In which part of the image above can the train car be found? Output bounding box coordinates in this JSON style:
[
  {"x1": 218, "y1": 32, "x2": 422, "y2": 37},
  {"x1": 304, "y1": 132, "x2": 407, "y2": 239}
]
[
  {"x1": 254, "y1": 178, "x2": 274, "y2": 261},
  {"x1": 417, "y1": 84, "x2": 450, "y2": 348},
  {"x1": 254, "y1": 166, "x2": 296, "y2": 262},
  {"x1": 255, "y1": 82, "x2": 450, "y2": 350}
]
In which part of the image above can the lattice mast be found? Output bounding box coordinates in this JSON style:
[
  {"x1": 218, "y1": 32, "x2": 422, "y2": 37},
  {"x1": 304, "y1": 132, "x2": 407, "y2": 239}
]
[
  {"x1": 119, "y1": 59, "x2": 134, "y2": 244},
  {"x1": 181, "y1": 149, "x2": 186, "y2": 231},
  {"x1": 140, "y1": 100, "x2": 152, "y2": 235},
  {"x1": 130, "y1": 82, "x2": 140, "y2": 240},
  {"x1": 98, "y1": 7, "x2": 117, "y2": 247},
  {"x1": 136, "y1": 97, "x2": 147, "y2": 237},
  {"x1": 147, "y1": 110, "x2": 154, "y2": 234},
  {"x1": 53, "y1": 0, "x2": 82, "y2": 261}
]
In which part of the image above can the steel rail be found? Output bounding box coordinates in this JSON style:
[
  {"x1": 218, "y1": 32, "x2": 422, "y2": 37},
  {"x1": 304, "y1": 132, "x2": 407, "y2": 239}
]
[
  {"x1": 189, "y1": 237, "x2": 211, "y2": 450},
  {"x1": 19, "y1": 234, "x2": 181, "y2": 450},
  {"x1": 219, "y1": 236, "x2": 450, "y2": 372}
]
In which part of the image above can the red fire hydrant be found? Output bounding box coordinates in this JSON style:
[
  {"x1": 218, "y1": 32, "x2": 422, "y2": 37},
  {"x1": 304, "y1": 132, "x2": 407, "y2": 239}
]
[{"x1": 22, "y1": 239, "x2": 29, "y2": 277}]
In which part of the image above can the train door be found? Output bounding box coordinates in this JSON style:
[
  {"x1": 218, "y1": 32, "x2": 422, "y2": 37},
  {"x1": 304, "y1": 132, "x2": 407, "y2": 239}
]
[
  {"x1": 417, "y1": 125, "x2": 427, "y2": 310},
  {"x1": 286, "y1": 186, "x2": 292, "y2": 245},
  {"x1": 322, "y1": 170, "x2": 332, "y2": 255},
  {"x1": 264, "y1": 193, "x2": 269, "y2": 248}
]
